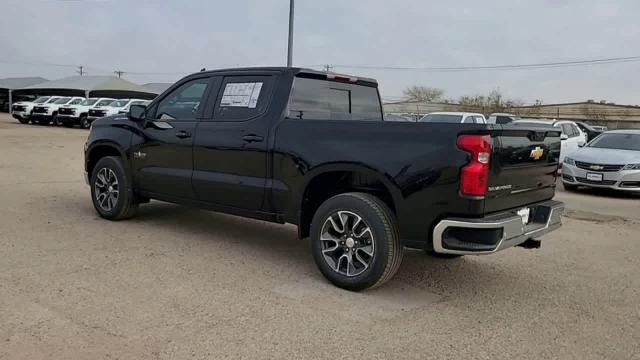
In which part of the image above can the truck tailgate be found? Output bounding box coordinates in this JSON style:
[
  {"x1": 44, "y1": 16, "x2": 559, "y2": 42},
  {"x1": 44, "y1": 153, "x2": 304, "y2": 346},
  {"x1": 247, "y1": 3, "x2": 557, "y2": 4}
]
[{"x1": 484, "y1": 125, "x2": 561, "y2": 213}]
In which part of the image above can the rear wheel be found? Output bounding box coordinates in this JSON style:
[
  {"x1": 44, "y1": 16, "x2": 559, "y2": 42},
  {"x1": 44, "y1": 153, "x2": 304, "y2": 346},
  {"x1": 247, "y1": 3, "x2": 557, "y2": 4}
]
[
  {"x1": 90, "y1": 156, "x2": 138, "y2": 220},
  {"x1": 80, "y1": 116, "x2": 91, "y2": 129},
  {"x1": 310, "y1": 192, "x2": 403, "y2": 291}
]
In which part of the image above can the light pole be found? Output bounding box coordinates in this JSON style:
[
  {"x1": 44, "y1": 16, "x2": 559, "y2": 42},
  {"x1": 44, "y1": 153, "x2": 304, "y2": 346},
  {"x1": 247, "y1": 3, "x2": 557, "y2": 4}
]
[{"x1": 287, "y1": 0, "x2": 294, "y2": 67}]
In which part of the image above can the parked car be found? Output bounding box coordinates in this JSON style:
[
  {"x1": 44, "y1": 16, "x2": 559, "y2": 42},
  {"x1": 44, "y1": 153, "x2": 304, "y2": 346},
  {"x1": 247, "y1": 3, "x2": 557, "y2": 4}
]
[
  {"x1": 31, "y1": 96, "x2": 85, "y2": 125},
  {"x1": 562, "y1": 130, "x2": 640, "y2": 192},
  {"x1": 86, "y1": 99, "x2": 140, "y2": 124},
  {"x1": 11, "y1": 96, "x2": 53, "y2": 124},
  {"x1": 58, "y1": 98, "x2": 115, "y2": 129},
  {"x1": 488, "y1": 113, "x2": 520, "y2": 124},
  {"x1": 418, "y1": 112, "x2": 487, "y2": 124},
  {"x1": 574, "y1": 121, "x2": 605, "y2": 142},
  {"x1": 513, "y1": 119, "x2": 587, "y2": 164},
  {"x1": 84, "y1": 67, "x2": 564, "y2": 290},
  {"x1": 118, "y1": 99, "x2": 151, "y2": 114}
]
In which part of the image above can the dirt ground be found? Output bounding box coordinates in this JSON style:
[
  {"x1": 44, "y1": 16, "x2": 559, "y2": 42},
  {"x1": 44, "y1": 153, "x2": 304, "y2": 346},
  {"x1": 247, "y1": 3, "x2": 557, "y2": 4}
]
[{"x1": 0, "y1": 113, "x2": 638, "y2": 360}]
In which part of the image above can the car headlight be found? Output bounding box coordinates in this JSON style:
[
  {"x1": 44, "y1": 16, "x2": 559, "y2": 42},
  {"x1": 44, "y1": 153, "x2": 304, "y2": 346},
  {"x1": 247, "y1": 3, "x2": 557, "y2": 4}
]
[
  {"x1": 623, "y1": 163, "x2": 640, "y2": 170},
  {"x1": 564, "y1": 157, "x2": 576, "y2": 166}
]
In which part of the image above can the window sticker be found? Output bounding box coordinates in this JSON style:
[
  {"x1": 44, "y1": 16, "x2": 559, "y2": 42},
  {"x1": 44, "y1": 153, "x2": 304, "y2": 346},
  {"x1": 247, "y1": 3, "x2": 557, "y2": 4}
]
[{"x1": 221, "y1": 82, "x2": 263, "y2": 108}]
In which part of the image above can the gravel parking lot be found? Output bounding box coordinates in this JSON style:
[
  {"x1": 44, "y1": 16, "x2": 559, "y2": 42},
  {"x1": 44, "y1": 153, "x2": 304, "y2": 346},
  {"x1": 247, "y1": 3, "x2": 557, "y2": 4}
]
[{"x1": 0, "y1": 113, "x2": 638, "y2": 360}]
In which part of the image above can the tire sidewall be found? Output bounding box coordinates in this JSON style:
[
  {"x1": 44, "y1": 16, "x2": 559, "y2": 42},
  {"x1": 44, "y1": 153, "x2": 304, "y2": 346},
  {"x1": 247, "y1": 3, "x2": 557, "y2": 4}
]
[
  {"x1": 80, "y1": 116, "x2": 90, "y2": 129},
  {"x1": 310, "y1": 194, "x2": 394, "y2": 290},
  {"x1": 90, "y1": 157, "x2": 129, "y2": 219}
]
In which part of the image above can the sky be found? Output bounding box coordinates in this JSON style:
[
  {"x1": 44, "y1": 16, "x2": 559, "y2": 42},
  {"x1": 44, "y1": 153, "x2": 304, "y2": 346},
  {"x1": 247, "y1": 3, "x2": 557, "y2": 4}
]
[{"x1": 1, "y1": 0, "x2": 639, "y2": 104}]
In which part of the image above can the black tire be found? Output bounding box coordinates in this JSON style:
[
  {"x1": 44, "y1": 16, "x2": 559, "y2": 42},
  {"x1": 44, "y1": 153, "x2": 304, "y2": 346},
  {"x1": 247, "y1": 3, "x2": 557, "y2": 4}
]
[
  {"x1": 17, "y1": 118, "x2": 29, "y2": 124},
  {"x1": 80, "y1": 115, "x2": 91, "y2": 129},
  {"x1": 53, "y1": 114, "x2": 62, "y2": 126},
  {"x1": 563, "y1": 183, "x2": 579, "y2": 191},
  {"x1": 310, "y1": 192, "x2": 403, "y2": 291},
  {"x1": 90, "y1": 156, "x2": 138, "y2": 220}
]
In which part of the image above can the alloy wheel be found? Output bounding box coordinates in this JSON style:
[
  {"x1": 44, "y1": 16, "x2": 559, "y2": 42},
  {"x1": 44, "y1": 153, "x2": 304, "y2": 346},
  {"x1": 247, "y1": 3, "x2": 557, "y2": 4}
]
[
  {"x1": 94, "y1": 168, "x2": 119, "y2": 212},
  {"x1": 320, "y1": 210, "x2": 375, "y2": 277}
]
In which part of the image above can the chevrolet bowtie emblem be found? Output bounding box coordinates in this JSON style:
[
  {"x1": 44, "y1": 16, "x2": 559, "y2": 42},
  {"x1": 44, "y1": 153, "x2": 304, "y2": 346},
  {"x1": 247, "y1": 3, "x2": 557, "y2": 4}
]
[
  {"x1": 590, "y1": 165, "x2": 604, "y2": 170},
  {"x1": 530, "y1": 146, "x2": 544, "y2": 160}
]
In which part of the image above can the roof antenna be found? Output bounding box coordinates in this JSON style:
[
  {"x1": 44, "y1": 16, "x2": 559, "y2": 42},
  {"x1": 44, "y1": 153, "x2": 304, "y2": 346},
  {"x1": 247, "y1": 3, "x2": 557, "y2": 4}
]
[{"x1": 200, "y1": 68, "x2": 206, "y2": 72}]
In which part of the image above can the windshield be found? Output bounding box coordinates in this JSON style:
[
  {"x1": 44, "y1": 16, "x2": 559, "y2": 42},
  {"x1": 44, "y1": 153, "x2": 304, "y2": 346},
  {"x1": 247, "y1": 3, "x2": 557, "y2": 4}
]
[
  {"x1": 130, "y1": 100, "x2": 147, "y2": 106},
  {"x1": 53, "y1": 97, "x2": 71, "y2": 104},
  {"x1": 34, "y1": 96, "x2": 50, "y2": 104},
  {"x1": 588, "y1": 133, "x2": 640, "y2": 151},
  {"x1": 96, "y1": 99, "x2": 113, "y2": 106},
  {"x1": 68, "y1": 98, "x2": 83, "y2": 105},
  {"x1": 109, "y1": 99, "x2": 130, "y2": 107},
  {"x1": 419, "y1": 114, "x2": 462, "y2": 123},
  {"x1": 46, "y1": 98, "x2": 60, "y2": 104},
  {"x1": 81, "y1": 99, "x2": 98, "y2": 106}
]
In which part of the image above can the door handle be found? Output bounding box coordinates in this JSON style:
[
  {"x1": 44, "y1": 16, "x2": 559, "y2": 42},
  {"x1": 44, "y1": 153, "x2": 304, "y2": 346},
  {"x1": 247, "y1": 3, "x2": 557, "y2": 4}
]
[
  {"x1": 242, "y1": 134, "x2": 264, "y2": 143},
  {"x1": 175, "y1": 130, "x2": 192, "y2": 139}
]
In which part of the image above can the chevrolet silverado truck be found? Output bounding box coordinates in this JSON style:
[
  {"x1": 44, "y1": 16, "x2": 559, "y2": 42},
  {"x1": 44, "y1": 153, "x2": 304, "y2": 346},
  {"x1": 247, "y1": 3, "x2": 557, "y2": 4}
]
[
  {"x1": 58, "y1": 98, "x2": 115, "y2": 129},
  {"x1": 84, "y1": 67, "x2": 564, "y2": 290},
  {"x1": 11, "y1": 96, "x2": 53, "y2": 124}
]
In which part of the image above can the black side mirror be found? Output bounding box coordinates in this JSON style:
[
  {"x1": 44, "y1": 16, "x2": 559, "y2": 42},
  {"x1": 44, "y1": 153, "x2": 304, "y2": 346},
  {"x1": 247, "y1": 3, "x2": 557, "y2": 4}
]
[{"x1": 129, "y1": 104, "x2": 147, "y2": 122}]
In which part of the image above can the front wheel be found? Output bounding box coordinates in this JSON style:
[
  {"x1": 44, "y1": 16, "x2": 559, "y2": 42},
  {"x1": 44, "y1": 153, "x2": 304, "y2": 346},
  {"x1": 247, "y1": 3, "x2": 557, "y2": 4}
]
[
  {"x1": 90, "y1": 156, "x2": 138, "y2": 220},
  {"x1": 310, "y1": 192, "x2": 403, "y2": 291},
  {"x1": 80, "y1": 116, "x2": 91, "y2": 129},
  {"x1": 53, "y1": 115, "x2": 63, "y2": 126},
  {"x1": 17, "y1": 118, "x2": 29, "y2": 124}
]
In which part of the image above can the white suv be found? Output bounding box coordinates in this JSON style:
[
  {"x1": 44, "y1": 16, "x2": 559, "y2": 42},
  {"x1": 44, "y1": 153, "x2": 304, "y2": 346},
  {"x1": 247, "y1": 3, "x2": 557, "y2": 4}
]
[
  {"x1": 58, "y1": 98, "x2": 115, "y2": 129},
  {"x1": 31, "y1": 96, "x2": 85, "y2": 125},
  {"x1": 11, "y1": 96, "x2": 54, "y2": 124}
]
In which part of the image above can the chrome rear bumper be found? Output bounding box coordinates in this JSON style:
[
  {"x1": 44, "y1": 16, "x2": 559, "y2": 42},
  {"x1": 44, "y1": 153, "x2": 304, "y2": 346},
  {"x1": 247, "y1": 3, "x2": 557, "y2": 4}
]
[{"x1": 432, "y1": 200, "x2": 564, "y2": 255}]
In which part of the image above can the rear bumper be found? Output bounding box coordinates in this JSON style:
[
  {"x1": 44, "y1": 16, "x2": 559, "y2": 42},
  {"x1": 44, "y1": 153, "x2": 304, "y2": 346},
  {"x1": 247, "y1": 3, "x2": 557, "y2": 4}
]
[{"x1": 432, "y1": 200, "x2": 564, "y2": 255}]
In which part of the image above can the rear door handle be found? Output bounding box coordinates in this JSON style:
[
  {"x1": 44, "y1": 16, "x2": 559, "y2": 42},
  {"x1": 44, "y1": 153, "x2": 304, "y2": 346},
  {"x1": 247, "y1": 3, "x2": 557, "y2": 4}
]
[
  {"x1": 242, "y1": 134, "x2": 264, "y2": 143},
  {"x1": 175, "y1": 130, "x2": 192, "y2": 139}
]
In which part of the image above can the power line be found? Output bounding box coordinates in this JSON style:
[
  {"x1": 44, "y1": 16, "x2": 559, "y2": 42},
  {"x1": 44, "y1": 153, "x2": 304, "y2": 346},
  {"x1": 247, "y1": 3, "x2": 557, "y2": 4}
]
[{"x1": 311, "y1": 55, "x2": 640, "y2": 73}]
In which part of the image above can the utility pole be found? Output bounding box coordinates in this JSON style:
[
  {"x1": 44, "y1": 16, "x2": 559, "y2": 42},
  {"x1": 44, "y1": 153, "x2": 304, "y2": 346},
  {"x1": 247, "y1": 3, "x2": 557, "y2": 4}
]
[
  {"x1": 287, "y1": 0, "x2": 295, "y2": 67},
  {"x1": 114, "y1": 70, "x2": 125, "y2": 78},
  {"x1": 77, "y1": 66, "x2": 85, "y2": 76},
  {"x1": 323, "y1": 64, "x2": 333, "y2": 73}
]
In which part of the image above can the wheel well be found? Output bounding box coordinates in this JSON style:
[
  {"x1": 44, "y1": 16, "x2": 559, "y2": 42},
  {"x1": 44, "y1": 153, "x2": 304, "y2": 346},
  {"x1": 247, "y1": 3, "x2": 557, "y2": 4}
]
[
  {"x1": 299, "y1": 171, "x2": 396, "y2": 239},
  {"x1": 87, "y1": 145, "x2": 121, "y2": 177}
]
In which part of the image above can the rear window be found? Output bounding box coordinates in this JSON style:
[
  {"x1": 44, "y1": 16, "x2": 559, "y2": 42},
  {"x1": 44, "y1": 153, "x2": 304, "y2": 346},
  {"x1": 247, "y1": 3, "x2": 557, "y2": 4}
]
[
  {"x1": 287, "y1": 77, "x2": 382, "y2": 121},
  {"x1": 419, "y1": 114, "x2": 462, "y2": 123}
]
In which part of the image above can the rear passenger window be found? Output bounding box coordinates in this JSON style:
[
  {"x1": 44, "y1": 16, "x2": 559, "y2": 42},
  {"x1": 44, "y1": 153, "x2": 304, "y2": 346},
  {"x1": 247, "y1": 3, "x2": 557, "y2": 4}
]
[
  {"x1": 288, "y1": 77, "x2": 382, "y2": 121},
  {"x1": 213, "y1": 75, "x2": 274, "y2": 121}
]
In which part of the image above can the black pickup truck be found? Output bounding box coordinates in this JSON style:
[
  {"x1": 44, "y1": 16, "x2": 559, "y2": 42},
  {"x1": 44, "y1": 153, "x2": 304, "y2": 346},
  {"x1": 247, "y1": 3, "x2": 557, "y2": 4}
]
[{"x1": 84, "y1": 67, "x2": 564, "y2": 290}]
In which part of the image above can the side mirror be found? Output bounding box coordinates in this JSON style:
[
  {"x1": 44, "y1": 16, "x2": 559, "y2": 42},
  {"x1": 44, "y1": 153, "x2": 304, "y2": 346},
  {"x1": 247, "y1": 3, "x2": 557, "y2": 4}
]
[
  {"x1": 560, "y1": 134, "x2": 568, "y2": 141},
  {"x1": 129, "y1": 104, "x2": 147, "y2": 122},
  {"x1": 578, "y1": 143, "x2": 585, "y2": 147}
]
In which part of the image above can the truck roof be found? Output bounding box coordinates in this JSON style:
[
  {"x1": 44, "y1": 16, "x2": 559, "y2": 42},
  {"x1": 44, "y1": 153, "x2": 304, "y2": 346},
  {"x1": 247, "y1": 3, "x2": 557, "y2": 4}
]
[{"x1": 196, "y1": 67, "x2": 378, "y2": 86}]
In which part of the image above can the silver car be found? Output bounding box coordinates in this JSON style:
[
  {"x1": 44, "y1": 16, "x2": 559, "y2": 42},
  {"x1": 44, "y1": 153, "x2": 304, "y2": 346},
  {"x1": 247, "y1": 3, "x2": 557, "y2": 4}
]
[{"x1": 562, "y1": 130, "x2": 640, "y2": 192}]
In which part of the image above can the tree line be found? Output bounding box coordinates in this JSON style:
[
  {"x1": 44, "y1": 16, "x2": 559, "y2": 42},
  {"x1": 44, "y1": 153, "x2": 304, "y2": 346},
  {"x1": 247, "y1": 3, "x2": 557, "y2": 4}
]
[{"x1": 402, "y1": 85, "x2": 524, "y2": 114}]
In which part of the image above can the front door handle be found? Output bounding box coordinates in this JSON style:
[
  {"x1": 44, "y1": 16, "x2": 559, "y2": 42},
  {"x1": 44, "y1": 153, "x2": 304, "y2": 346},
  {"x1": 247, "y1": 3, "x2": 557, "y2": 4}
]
[
  {"x1": 242, "y1": 134, "x2": 264, "y2": 143},
  {"x1": 175, "y1": 130, "x2": 192, "y2": 139}
]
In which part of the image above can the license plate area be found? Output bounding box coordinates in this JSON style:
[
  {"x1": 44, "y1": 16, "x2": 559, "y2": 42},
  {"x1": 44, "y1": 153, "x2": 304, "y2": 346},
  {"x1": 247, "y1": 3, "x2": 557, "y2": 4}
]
[
  {"x1": 586, "y1": 172, "x2": 603, "y2": 182},
  {"x1": 516, "y1": 207, "x2": 531, "y2": 225}
]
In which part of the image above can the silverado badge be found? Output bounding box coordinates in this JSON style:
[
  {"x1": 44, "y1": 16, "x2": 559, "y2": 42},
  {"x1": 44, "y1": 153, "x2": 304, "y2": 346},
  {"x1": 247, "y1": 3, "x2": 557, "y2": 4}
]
[{"x1": 530, "y1": 146, "x2": 544, "y2": 160}]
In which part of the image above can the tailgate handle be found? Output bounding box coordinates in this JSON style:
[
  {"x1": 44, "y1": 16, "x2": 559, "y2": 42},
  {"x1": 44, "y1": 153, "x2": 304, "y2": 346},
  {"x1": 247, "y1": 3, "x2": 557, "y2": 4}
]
[{"x1": 528, "y1": 131, "x2": 546, "y2": 142}]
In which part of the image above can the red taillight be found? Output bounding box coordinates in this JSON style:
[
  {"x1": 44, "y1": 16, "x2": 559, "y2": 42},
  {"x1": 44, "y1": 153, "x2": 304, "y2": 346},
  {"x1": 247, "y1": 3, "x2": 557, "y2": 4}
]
[
  {"x1": 327, "y1": 73, "x2": 358, "y2": 83},
  {"x1": 457, "y1": 134, "x2": 492, "y2": 197}
]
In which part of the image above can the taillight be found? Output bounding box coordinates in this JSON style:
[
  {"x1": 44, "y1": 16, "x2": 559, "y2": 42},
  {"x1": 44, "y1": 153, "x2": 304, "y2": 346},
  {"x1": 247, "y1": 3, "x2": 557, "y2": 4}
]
[{"x1": 457, "y1": 134, "x2": 492, "y2": 197}]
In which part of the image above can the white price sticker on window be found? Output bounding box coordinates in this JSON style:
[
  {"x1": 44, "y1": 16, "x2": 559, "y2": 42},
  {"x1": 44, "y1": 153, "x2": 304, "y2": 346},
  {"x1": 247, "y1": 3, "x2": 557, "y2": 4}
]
[{"x1": 220, "y1": 82, "x2": 263, "y2": 108}]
